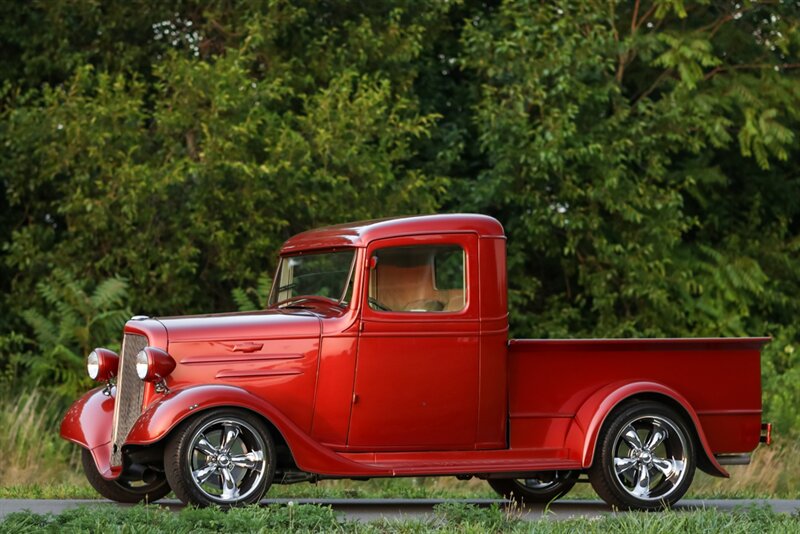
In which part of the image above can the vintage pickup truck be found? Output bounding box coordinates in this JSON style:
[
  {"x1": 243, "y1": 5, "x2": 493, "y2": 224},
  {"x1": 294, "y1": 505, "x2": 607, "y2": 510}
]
[{"x1": 61, "y1": 214, "x2": 771, "y2": 509}]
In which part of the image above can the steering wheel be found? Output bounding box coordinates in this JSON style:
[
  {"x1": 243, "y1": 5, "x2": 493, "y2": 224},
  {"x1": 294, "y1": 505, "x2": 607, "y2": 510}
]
[
  {"x1": 368, "y1": 297, "x2": 391, "y2": 311},
  {"x1": 403, "y1": 299, "x2": 445, "y2": 312}
]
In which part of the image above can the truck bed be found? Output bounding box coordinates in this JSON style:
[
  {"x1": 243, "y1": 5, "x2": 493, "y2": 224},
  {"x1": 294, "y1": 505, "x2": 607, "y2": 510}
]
[{"x1": 507, "y1": 337, "x2": 769, "y2": 467}]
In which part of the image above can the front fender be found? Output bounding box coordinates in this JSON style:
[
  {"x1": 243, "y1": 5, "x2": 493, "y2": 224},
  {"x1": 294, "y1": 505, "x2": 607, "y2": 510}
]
[
  {"x1": 60, "y1": 387, "x2": 119, "y2": 480},
  {"x1": 565, "y1": 381, "x2": 728, "y2": 477},
  {"x1": 125, "y1": 384, "x2": 391, "y2": 477},
  {"x1": 60, "y1": 387, "x2": 114, "y2": 449}
]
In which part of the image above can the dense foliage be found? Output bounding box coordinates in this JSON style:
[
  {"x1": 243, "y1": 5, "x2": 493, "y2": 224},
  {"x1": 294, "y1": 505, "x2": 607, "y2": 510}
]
[{"x1": 1, "y1": 1, "x2": 798, "y2": 434}]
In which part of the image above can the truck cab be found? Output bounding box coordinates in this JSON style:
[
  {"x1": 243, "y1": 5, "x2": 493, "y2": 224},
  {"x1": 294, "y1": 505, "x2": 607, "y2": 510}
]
[
  {"x1": 61, "y1": 214, "x2": 771, "y2": 510},
  {"x1": 277, "y1": 215, "x2": 508, "y2": 452}
]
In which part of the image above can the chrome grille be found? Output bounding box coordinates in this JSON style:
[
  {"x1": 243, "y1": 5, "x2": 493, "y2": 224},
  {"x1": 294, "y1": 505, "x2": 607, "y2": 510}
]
[{"x1": 110, "y1": 333, "x2": 148, "y2": 466}]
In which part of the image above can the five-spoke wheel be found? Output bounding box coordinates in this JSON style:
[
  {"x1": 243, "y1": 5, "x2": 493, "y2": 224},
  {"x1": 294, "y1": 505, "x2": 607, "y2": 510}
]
[
  {"x1": 589, "y1": 401, "x2": 696, "y2": 510},
  {"x1": 488, "y1": 471, "x2": 578, "y2": 504},
  {"x1": 165, "y1": 410, "x2": 276, "y2": 506}
]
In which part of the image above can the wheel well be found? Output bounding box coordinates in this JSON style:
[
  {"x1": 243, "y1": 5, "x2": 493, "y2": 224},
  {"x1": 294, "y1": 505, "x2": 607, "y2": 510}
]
[
  {"x1": 213, "y1": 406, "x2": 298, "y2": 472},
  {"x1": 138, "y1": 405, "x2": 299, "y2": 473},
  {"x1": 249, "y1": 410, "x2": 298, "y2": 473},
  {"x1": 608, "y1": 392, "x2": 719, "y2": 476}
]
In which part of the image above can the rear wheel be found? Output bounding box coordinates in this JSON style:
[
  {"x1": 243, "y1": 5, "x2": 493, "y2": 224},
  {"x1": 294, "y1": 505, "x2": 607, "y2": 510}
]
[
  {"x1": 164, "y1": 409, "x2": 276, "y2": 507},
  {"x1": 81, "y1": 448, "x2": 170, "y2": 503},
  {"x1": 488, "y1": 471, "x2": 577, "y2": 504},
  {"x1": 589, "y1": 401, "x2": 696, "y2": 510}
]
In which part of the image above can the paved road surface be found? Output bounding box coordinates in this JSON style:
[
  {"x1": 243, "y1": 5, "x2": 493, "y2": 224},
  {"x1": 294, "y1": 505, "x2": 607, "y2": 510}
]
[{"x1": 1, "y1": 498, "x2": 798, "y2": 522}]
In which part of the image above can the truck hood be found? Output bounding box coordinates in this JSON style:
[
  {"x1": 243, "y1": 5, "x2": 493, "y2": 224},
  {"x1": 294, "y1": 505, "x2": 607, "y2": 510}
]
[{"x1": 153, "y1": 310, "x2": 321, "y2": 344}]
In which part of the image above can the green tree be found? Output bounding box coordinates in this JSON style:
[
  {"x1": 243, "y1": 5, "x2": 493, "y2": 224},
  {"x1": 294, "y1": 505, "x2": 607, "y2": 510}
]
[
  {"x1": 459, "y1": 1, "x2": 800, "y2": 339},
  {"x1": 457, "y1": 0, "x2": 800, "y2": 432},
  {"x1": 19, "y1": 271, "x2": 130, "y2": 396},
  {"x1": 232, "y1": 274, "x2": 273, "y2": 312}
]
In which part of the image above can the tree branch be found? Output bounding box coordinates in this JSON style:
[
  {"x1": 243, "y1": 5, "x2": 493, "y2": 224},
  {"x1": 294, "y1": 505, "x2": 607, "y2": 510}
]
[
  {"x1": 704, "y1": 62, "x2": 800, "y2": 81},
  {"x1": 633, "y1": 68, "x2": 674, "y2": 105},
  {"x1": 631, "y1": 0, "x2": 641, "y2": 33},
  {"x1": 633, "y1": 2, "x2": 658, "y2": 31},
  {"x1": 702, "y1": 14, "x2": 733, "y2": 38}
]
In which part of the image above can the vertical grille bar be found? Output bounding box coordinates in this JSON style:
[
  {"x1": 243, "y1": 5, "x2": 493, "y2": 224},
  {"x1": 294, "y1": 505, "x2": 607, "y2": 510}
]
[{"x1": 110, "y1": 333, "x2": 148, "y2": 466}]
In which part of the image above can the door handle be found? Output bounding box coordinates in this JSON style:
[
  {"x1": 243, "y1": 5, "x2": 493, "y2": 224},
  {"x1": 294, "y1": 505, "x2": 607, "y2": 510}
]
[{"x1": 231, "y1": 342, "x2": 263, "y2": 353}]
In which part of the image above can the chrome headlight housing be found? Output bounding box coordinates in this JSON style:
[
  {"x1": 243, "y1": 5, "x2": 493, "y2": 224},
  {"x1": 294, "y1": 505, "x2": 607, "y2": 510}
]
[
  {"x1": 135, "y1": 346, "x2": 176, "y2": 382},
  {"x1": 86, "y1": 348, "x2": 119, "y2": 381}
]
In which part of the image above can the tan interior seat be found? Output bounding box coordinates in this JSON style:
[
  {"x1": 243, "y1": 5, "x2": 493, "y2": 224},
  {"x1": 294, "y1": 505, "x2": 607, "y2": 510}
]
[
  {"x1": 371, "y1": 247, "x2": 465, "y2": 313},
  {"x1": 443, "y1": 291, "x2": 464, "y2": 311},
  {"x1": 375, "y1": 262, "x2": 436, "y2": 311}
]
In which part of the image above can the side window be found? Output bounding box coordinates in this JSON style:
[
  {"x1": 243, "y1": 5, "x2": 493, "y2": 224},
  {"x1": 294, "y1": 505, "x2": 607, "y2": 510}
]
[{"x1": 368, "y1": 244, "x2": 465, "y2": 313}]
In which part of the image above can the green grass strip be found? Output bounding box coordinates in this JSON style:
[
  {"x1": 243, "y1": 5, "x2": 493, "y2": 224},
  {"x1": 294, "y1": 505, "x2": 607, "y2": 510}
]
[{"x1": 1, "y1": 502, "x2": 799, "y2": 533}]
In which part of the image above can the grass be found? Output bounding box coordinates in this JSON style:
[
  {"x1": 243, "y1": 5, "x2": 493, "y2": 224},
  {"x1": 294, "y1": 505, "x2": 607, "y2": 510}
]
[
  {"x1": 269, "y1": 477, "x2": 497, "y2": 500},
  {"x1": 687, "y1": 440, "x2": 800, "y2": 499},
  {"x1": 0, "y1": 390, "x2": 84, "y2": 488},
  {"x1": 1, "y1": 502, "x2": 798, "y2": 533},
  {"x1": 2, "y1": 388, "x2": 798, "y2": 502}
]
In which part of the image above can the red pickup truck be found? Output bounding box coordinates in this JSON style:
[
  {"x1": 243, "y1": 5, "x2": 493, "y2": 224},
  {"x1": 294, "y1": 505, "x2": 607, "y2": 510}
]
[{"x1": 61, "y1": 214, "x2": 771, "y2": 510}]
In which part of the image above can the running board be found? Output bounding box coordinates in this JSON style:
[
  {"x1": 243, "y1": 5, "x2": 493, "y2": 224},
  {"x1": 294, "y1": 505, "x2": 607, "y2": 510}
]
[{"x1": 337, "y1": 449, "x2": 582, "y2": 476}]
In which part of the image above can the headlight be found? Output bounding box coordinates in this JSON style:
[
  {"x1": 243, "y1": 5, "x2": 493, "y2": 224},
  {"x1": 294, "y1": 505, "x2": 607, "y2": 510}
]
[
  {"x1": 86, "y1": 348, "x2": 119, "y2": 381},
  {"x1": 136, "y1": 350, "x2": 149, "y2": 380},
  {"x1": 135, "y1": 346, "x2": 176, "y2": 382},
  {"x1": 87, "y1": 351, "x2": 100, "y2": 380}
]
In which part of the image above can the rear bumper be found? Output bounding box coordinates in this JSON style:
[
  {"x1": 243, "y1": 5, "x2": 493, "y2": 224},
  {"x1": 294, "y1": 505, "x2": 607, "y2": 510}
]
[{"x1": 715, "y1": 453, "x2": 751, "y2": 465}]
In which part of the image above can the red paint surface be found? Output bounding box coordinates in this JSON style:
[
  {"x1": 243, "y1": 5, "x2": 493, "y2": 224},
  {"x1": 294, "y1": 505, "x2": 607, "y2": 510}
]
[
  {"x1": 61, "y1": 214, "x2": 769, "y2": 481},
  {"x1": 61, "y1": 387, "x2": 115, "y2": 450},
  {"x1": 507, "y1": 340, "x2": 765, "y2": 462},
  {"x1": 60, "y1": 387, "x2": 120, "y2": 479}
]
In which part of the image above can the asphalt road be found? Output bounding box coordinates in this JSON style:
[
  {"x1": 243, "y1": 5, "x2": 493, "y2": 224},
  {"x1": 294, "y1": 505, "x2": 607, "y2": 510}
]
[{"x1": 1, "y1": 498, "x2": 799, "y2": 522}]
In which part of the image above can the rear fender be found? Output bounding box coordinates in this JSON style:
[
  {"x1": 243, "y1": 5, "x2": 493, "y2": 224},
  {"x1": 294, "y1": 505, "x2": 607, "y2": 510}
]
[
  {"x1": 566, "y1": 381, "x2": 728, "y2": 477},
  {"x1": 60, "y1": 387, "x2": 120, "y2": 479},
  {"x1": 125, "y1": 384, "x2": 390, "y2": 477}
]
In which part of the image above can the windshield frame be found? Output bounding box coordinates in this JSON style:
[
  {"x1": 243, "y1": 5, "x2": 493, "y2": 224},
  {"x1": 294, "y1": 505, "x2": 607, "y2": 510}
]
[{"x1": 267, "y1": 247, "x2": 358, "y2": 309}]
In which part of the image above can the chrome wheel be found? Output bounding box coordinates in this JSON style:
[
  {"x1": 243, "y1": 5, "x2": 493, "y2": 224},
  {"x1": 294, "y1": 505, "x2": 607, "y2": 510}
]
[
  {"x1": 166, "y1": 410, "x2": 276, "y2": 507},
  {"x1": 589, "y1": 401, "x2": 696, "y2": 510},
  {"x1": 517, "y1": 477, "x2": 559, "y2": 491},
  {"x1": 187, "y1": 417, "x2": 268, "y2": 503},
  {"x1": 488, "y1": 471, "x2": 577, "y2": 504},
  {"x1": 611, "y1": 415, "x2": 688, "y2": 501}
]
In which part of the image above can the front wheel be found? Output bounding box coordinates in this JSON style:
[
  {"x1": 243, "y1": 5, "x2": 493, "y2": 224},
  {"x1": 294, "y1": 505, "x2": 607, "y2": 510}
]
[
  {"x1": 164, "y1": 409, "x2": 276, "y2": 507},
  {"x1": 488, "y1": 471, "x2": 578, "y2": 504},
  {"x1": 81, "y1": 448, "x2": 170, "y2": 503},
  {"x1": 588, "y1": 401, "x2": 696, "y2": 510}
]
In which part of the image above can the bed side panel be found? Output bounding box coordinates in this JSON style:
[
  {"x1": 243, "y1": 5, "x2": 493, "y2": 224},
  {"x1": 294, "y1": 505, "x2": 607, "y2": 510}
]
[{"x1": 507, "y1": 339, "x2": 764, "y2": 454}]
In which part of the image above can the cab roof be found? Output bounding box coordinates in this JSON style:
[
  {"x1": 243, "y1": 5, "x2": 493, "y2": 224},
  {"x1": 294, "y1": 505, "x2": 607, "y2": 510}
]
[{"x1": 280, "y1": 214, "x2": 505, "y2": 254}]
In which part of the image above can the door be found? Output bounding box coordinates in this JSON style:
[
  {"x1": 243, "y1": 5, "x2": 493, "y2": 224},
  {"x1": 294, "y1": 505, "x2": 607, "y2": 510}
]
[{"x1": 347, "y1": 233, "x2": 481, "y2": 450}]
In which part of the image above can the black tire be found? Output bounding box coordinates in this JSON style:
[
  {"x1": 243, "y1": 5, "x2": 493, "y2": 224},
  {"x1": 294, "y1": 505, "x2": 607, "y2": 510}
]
[
  {"x1": 588, "y1": 401, "x2": 696, "y2": 510},
  {"x1": 164, "y1": 409, "x2": 276, "y2": 507},
  {"x1": 81, "y1": 448, "x2": 170, "y2": 503},
  {"x1": 488, "y1": 471, "x2": 577, "y2": 504}
]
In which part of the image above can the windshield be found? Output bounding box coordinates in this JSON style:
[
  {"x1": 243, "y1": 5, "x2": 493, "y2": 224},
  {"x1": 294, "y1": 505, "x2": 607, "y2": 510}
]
[{"x1": 268, "y1": 249, "x2": 356, "y2": 307}]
